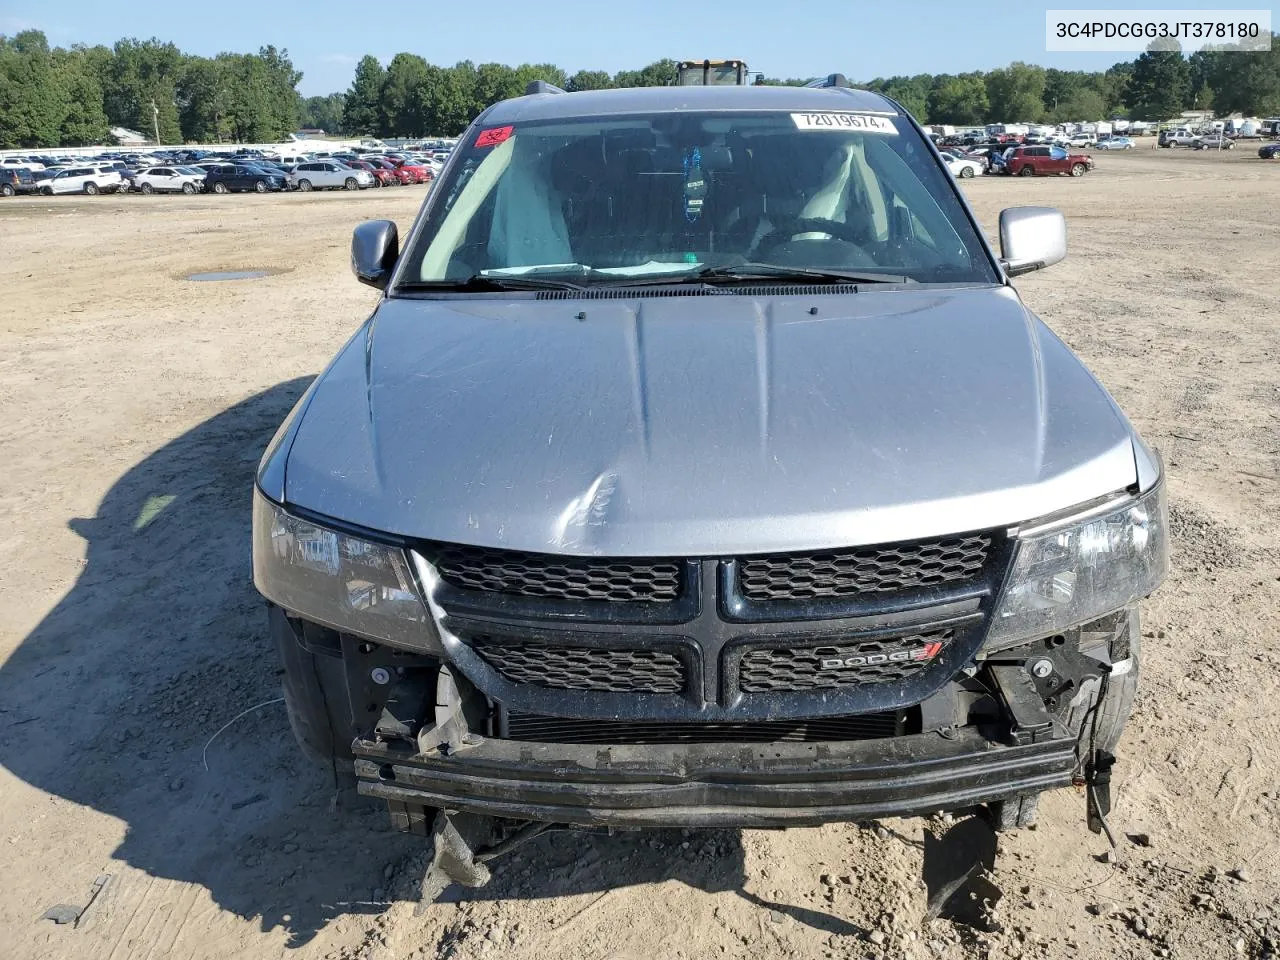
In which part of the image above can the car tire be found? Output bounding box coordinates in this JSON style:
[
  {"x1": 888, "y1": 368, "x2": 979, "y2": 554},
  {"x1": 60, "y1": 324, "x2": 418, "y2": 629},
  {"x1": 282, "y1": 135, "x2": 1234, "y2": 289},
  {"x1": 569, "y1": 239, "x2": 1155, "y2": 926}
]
[
  {"x1": 0, "y1": 183, "x2": 13, "y2": 197},
  {"x1": 987, "y1": 793, "x2": 1040, "y2": 831},
  {"x1": 254, "y1": 180, "x2": 267, "y2": 193},
  {"x1": 84, "y1": 182, "x2": 99, "y2": 195},
  {"x1": 213, "y1": 181, "x2": 229, "y2": 194},
  {"x1": 298, "y1": 179, "x2": 313, "y2": 192},
  {"x1": 1071, "y1": 163, "x2": 1087, "y2": 177},
  {"x1": 41, "y1": 185, "x2": 53, "y2": 196},
  {"x1": 959, "y1": 166, "x2": 975, "y2": 178},
  {"x1": 344, "y1": 177, "x2": 358, "y2": 191},
  {"x1": 140, "y1": 182, "x2": 154, "y2": 194},
  {"x1": 181, "y1": 182, "x2": 196, "y2": 194},
  {"x1": 269, "y1": 606, "x2": 356, "y2": 770},
  {"x1": 1019, "y1": 165, "x2": 1035, "y2": 177},
  {"x1": 1061, "y1": 611, "x2": 1142, "y2": 756},
  {"x1": 370, "y1": 177, "x2": 381, "y2": 188}
]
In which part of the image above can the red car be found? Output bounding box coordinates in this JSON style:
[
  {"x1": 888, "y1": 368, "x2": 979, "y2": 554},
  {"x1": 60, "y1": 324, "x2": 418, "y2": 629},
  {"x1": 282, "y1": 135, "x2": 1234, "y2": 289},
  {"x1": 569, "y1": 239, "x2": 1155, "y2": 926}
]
[
  {"x1": 375, "y1": 156, "x2": 433, "y2": 184},
  {"x1": 1003, "y1": 145, "x2": 1094, "y2": 177},
  {"x1": 345, "y1": 159, "x2": 397, "y2": 187},
  {"x1": 366, "y1": 157, "x2": 414, "y2": 185}
]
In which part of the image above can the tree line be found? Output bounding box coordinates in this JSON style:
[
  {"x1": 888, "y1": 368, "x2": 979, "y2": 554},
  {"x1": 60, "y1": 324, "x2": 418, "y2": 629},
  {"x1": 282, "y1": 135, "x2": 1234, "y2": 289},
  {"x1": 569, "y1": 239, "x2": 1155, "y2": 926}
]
[
  {"x1": 2, "y1": 29, "x2": 1278, "y2": 149},
  {"x1": 0, "y1": 32, "x2": 300, "y2": 148}
]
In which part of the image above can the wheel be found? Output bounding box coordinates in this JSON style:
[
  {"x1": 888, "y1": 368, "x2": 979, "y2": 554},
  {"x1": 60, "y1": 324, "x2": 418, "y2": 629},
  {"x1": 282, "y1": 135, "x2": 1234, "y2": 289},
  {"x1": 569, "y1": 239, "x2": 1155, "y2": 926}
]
[
  {"x1": 140, "y1": 182, "x2": 154, "y2": 194},
  {"x1": 370, "y1": 176, "x2": 381, "y2": 188},
  {"x1": 212, "y1": 181, "x2": 229, "y2": 194},
  {"x1": 1071, "y1": 163, "x2": 1087, "y2": 177},
  {"x1": 959, "y1": 165, "x2": 975, "y2": 178},
  {"x1": 84, "y1": 182, "x2": 98, "y2": 195},
  {"x1": 181, "y1": 182, "x2": 195, "y2": 194},
  {"x1": 1019, "y1": 165, "x2": 1035, "y2": 177},
  {"x1": 0, "y1": 183, "x2": 13, "y2": 197},
  {"x1": 344, "y1": 177, "x2": 358, "y2": 191},
  {"x1": 298, "y1": 179, "x2": 313, "y2": 192},
  {"x1": 254, "y1": 180, "x2": 267, "y2": 193},
  {"x1": 269, "y1": 606, "x2": 356, "y2": 769},
  {"x1": 41, "y1": 185, "x2": 53, "y2": 196},
  {"x1": 1062, "y1": 610, "x2": 1142, "y2": 755}
]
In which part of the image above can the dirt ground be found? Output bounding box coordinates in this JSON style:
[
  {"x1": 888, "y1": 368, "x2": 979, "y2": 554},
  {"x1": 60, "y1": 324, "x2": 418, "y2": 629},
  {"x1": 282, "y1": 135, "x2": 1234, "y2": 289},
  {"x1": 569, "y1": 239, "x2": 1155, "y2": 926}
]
[{"x1": 1, "y1": 148, "x2": 1278, "y2": 960}]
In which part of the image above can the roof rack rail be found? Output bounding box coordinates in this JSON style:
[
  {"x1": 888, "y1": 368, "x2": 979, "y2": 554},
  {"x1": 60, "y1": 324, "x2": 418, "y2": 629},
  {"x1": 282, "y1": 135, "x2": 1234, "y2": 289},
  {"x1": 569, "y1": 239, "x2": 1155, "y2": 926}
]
[
  {"x1": 525, "y1": 80, "x2": 566, "y2": 96},
  {"x1": 804, "y1": 74, "x2": 853, "y2": 89}
]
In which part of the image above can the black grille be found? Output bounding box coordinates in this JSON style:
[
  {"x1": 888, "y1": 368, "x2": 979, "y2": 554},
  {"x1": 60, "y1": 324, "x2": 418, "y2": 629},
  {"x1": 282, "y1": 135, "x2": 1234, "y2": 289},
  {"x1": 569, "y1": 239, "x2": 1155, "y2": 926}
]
[
  {"x1": 738, "y1": 629, "x2": 953, "y2": 693},
  {"x1": 474, "y1": 638, "x2": 686, "y2": 693},
  {"x1": 504, "y1": 711, "x2": 907, "y2": 744},
  {"x1": 738, "y1": 535, "x2": 990, "y2": 601},
  {"x1": 426, "y1": 544, "x2": 682, "y2": 603}
]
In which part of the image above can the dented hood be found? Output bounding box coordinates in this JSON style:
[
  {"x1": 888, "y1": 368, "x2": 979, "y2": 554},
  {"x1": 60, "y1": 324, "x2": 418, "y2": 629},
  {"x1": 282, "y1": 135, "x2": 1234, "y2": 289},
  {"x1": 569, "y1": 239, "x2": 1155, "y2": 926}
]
[{"x1": 283, "y1": 287, "x2": 1138, "y2": 555}]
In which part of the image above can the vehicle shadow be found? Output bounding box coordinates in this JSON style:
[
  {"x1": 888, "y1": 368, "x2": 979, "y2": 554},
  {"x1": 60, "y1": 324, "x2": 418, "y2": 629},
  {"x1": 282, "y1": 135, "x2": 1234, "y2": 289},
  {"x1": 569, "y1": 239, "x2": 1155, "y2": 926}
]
[
  {"x1": 0, "y1": 379, "x2": 418, "y2": 949},
  {"x1": 0, "y1": 380, "x2": 863, "y2": 950}
]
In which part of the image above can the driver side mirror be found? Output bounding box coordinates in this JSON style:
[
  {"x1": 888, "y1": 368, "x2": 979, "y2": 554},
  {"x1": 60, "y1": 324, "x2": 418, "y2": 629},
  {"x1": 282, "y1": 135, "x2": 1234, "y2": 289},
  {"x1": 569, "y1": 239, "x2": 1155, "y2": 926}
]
[
  {"x1": 998, "y1": 206, "x2": 1066, "y2": 277},
  {"x1": 351, "y1": 220, "x2": 399, "y2": 290}
]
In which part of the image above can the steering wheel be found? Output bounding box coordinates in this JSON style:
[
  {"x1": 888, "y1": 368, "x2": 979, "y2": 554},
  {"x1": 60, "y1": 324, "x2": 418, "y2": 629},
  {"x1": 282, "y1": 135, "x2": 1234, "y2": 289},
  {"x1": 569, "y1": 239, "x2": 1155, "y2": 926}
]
[{"x1": 753, "y1": 217, "x2": 867, "y2": 256}]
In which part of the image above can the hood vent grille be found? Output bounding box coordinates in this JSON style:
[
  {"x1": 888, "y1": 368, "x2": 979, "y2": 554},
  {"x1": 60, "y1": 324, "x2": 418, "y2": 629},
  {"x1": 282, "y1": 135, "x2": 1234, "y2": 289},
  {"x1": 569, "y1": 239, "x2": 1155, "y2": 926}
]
[{"x1": 534, "y1": 284, "x2": 861, "y2": 300}]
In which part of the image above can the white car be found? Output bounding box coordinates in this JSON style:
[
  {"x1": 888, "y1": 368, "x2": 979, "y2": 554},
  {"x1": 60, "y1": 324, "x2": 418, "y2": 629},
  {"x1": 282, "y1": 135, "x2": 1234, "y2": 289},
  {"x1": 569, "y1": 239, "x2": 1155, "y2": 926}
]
[
  {"x1": 132, "y1": 165, "x2": 206, "y2": 194},
  {"x1": 288, "y1": 161, "x2": 374, "y2": 191},
  {"x1": 2, "y1": 156, "x2": 45, "y2": 171},
  {"x1": 940, "y1": 151, "x2": 984, "y2": 179},
  {"x1": 1066, "y1": 134, "x2": 1095, "y2": 148},
  {"x1": 38, "y1": 165, "x2": 124, "y2": 195}
]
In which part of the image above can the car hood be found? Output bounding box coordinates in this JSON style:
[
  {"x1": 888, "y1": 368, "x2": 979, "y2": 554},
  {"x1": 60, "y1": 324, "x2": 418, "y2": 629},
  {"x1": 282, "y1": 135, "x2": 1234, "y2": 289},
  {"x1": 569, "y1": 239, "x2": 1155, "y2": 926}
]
[{"x1": 282, "y1": 286, "x2": 1139, "y2": 556}]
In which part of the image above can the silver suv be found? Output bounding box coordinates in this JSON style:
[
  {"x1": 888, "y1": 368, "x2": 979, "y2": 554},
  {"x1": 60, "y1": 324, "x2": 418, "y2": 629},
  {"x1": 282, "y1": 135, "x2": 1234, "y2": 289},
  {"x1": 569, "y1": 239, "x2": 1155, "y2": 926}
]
[{"x1": 253, "y1": 82, "x2": 1167, "y2": 891}]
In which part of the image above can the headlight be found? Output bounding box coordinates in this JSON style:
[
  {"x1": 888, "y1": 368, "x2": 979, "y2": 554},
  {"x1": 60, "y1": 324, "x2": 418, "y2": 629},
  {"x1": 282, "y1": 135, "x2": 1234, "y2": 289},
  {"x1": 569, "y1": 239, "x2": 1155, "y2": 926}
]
[
  {"x1": 252, "y1": 489, "x2": 440, "y2": 652},
  {"x1": 984, "y1": 481, "x2": 1168, "y2": 653}
]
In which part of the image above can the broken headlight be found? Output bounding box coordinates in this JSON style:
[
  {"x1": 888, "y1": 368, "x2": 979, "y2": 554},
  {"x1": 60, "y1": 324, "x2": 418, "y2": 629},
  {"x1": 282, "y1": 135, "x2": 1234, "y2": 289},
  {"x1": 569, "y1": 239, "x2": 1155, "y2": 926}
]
[
  {"x1": 252, "y1": 489, "x2": 440, "y2": 652},
  {"x1": 984, "y1": 480, "x2": 1168, "y2": 654}
]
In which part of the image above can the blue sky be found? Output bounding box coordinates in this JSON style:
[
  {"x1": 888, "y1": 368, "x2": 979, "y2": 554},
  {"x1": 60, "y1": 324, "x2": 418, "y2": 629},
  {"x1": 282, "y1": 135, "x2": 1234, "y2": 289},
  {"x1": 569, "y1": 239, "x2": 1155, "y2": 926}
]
[{"x1": 3, "y1": 2, "x2": 1190, "y2": 95}]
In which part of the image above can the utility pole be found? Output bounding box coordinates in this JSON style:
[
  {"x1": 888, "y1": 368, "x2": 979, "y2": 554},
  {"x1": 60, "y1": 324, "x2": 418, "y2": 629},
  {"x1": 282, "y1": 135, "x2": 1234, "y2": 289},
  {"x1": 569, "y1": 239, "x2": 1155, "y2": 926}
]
[{"x1": 151, "y1": 100, "x2": 161, "y2": 146}]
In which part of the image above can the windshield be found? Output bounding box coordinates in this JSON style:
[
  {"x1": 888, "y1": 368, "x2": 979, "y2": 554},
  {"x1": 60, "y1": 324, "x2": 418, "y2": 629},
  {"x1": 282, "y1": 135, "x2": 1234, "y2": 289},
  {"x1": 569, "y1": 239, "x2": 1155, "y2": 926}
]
[{"x1": 399, "y1": 110, "x2": 997, "y2": 288}]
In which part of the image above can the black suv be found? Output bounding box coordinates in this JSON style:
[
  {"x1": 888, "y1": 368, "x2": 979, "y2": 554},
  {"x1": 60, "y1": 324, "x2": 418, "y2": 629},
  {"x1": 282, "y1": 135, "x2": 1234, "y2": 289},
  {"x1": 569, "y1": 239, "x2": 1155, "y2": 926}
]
[
  {"x1": 205, "y1": 163, "x2": 285, "y2": 194},
  {"x1": 0, "y1": 168, "x2": 38, "y2": 197}
]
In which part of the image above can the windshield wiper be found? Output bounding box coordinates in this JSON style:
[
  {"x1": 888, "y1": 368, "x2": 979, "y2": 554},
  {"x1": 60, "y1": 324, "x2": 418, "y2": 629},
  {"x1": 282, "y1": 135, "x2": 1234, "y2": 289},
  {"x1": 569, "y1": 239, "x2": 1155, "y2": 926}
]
[
  {"x1": 694, "y1": 264, "x2": 916, "y2": 285},
  {"x1": 396, "y1": 275, "x2": 587, "y2": 293}
]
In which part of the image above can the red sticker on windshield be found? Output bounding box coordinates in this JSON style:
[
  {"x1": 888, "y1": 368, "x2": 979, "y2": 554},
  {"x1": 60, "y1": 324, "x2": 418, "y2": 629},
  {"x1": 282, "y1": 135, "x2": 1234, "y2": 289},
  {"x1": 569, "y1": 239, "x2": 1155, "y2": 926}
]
[{"x1": 475, "y1": 125, "x2": 514, "y2": 148}]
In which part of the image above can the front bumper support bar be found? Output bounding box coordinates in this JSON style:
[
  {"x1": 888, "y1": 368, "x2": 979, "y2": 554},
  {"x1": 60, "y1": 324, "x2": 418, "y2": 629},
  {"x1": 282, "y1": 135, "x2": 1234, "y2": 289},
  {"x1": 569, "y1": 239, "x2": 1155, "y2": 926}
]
[{"x1": 353, "y1": 726, "x2": 1078, "y2": 828}]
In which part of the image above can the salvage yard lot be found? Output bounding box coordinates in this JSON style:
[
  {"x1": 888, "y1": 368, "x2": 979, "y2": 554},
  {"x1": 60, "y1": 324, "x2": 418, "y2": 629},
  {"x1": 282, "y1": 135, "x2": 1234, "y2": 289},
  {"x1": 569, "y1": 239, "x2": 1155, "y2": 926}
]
[{"x1": 0, "y1": 148, "x2": 1277, "y2": 960}]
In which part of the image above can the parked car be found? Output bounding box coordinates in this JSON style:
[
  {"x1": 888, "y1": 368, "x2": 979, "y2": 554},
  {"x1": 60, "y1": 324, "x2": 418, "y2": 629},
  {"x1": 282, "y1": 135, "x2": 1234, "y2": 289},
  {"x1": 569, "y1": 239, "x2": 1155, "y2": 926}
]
[
  {"x1": 1159, "y1": 130, "x2": 1197, "y2": 147},
  {"x1": 1, "y1": 156, "x2": 45, "y2": 172},
  {"x1": 381, "y1": 157, "x2": 433, "y2": 183},
  {"x1": 252, "y1": 84, "x2": 1168, "y2": 890},
  {"x1": 346, "y1": 159, "x2": 397, "y2": 187},
  {"x1": 205, "y1": 164, "x2": 286, "y2": 194},
  {"x1": 1065, "y1": 133, "x2": 1094, "y2": 148},
  {"x1": 1003, "y1": 145, "x2": 1093, "y2": 177},
  {"x1": 1093, "y1": 137, "x2": 1134, "y2": 151},
  {"x1": 363, "y1": 157, "x2": 414, "y2": 185},
  {"x1": 288, "y1": 161, "x2": 374, "y2": 191},
  {"x1": 1258, "y1": 143, "x2": 1280, "y2": 159},
  {"x1": 940, "y1": 151, "x2": 984, "y2": 178},
  {"x1": 132, "y1": 165, "x2": 206, "y2": 194},
  {"x1": 0, "y1": 168, "x2": 38, "y2": 196},
  {"x1": 38, "y1": 165, "x2": 124, "y2": 195},
  {"x1": 1193, "y1": 135, "x2": 1234, "y2": 150}
]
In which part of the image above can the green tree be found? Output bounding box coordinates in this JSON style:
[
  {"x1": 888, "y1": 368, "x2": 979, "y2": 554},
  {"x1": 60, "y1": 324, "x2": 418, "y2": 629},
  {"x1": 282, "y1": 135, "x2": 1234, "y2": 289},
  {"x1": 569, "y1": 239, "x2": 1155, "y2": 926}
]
[
  {"x1": 343, "y1": 54, "x2": 385, "y2": 135},
  {"x1": 52, "y1": 47, "x2": 109, "y2": 144},
  {"x1": 613, "y1": 59, "x2": 677, "y2": 87},
  {"x1": 0, "y1": 31, "x2": 64, "y2": 147},
  {"x1": 927, "y1": 74, "x2": 988, "y2": 125},
  {"x1": 382, "y1": 53, "x2": 432, "y2": 136},
  {"x1": 300, "y1": 92, "x2": 344, "y2": 133},
  {"x1": 1124, "y1": 50, "x2": 1190, "y2": 120},
  {"x1": 567, "y1": 69, "x2": 611, "y2": 92},
  {"x1": 1052, "y1": 88, "x2": 1106, "y2": 123},
  {"x1": 104, "y1": 38, "x2": 183, "y2": 142},
  {"x1": 985, "y1": 62, "x2": 1046, "y2": 122},
  {"x1": 1205, "y1": 36, "x2": 1280, "y2": 116}
]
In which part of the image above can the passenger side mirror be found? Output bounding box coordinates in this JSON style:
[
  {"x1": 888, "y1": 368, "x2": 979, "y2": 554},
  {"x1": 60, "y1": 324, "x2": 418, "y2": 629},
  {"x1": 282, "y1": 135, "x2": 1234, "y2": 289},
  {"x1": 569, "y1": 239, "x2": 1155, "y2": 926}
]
[
  {"x1": 998, "y1": 206, "x2": 1066, "y2": 277},
  {"x1": 351, "y1": 220, "x2": 399, "y2": 290}
]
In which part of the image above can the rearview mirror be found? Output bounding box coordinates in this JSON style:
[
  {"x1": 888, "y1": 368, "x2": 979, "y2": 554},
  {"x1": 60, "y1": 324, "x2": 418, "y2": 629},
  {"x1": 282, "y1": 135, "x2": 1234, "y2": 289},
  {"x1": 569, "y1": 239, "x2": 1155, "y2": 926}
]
[
  {"x1": 351, "y1": 220, "x2": 399, "y2": 290},
  {"x1": 998, "y1": 206, "x2": 1066, "y2": 277}
]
